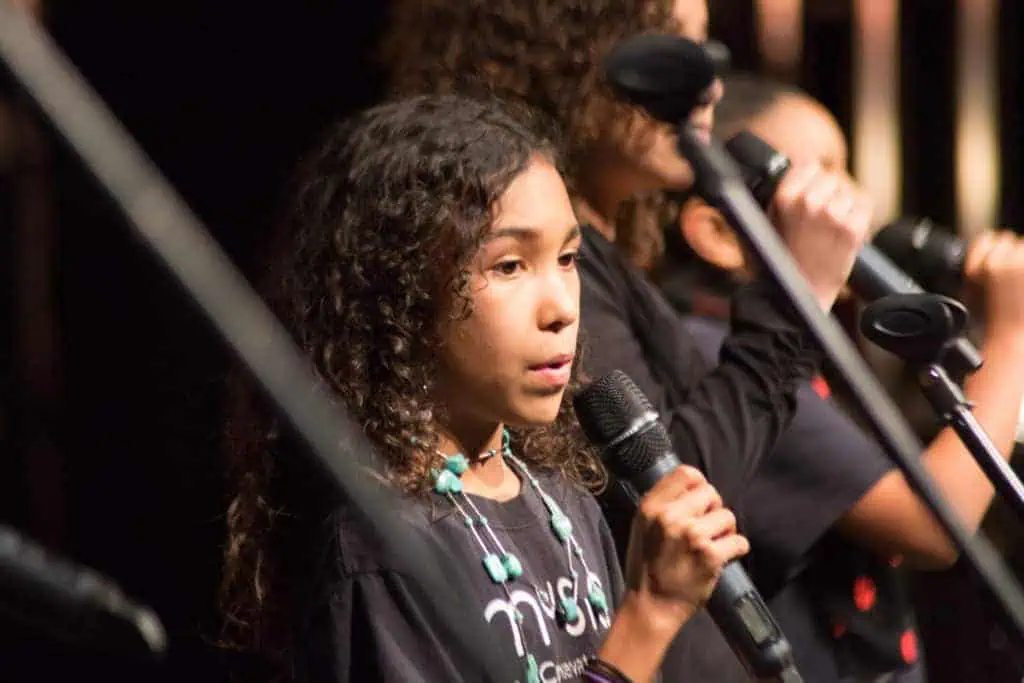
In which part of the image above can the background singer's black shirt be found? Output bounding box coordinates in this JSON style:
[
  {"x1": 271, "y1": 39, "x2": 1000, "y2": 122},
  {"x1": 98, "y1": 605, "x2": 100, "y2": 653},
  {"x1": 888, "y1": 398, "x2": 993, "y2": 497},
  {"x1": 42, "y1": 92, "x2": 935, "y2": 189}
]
[
  {"x1": 580, "y1": 224, "x2": 917, "y2": 682},
  {"x1": 579, "y1": 225, "x2": 820, "y2": 508},
  {"x1": 579, "y1": 225, "x2": 824, "y2": 682}
]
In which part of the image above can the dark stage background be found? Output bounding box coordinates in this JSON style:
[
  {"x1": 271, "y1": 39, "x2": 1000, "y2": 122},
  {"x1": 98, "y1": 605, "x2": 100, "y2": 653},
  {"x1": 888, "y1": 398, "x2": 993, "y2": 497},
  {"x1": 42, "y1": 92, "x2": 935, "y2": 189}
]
[{"x1": 0, "y1": 2, "x2": 1021, "y2": 682}]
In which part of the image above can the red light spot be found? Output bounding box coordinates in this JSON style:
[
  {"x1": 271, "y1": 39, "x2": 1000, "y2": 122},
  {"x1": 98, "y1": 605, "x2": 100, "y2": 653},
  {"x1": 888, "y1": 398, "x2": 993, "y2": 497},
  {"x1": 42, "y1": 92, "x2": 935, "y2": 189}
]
[
  {"x1": 853, "y1": 576, "x2": 877, "y2": 611},
  {"x1": 811, "y1": 375, "x2": 831, "y2": 400},
  {"x1": 900, "y1": 630, "x2": 918, "y2": 663}
]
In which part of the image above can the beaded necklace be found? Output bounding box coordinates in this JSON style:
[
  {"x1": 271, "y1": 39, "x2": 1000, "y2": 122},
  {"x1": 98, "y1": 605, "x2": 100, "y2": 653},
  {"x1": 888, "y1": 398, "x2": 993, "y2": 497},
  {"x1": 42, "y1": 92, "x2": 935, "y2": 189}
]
[{"x1": 431, "y1": 428, "x2": 610, "y2": 683}]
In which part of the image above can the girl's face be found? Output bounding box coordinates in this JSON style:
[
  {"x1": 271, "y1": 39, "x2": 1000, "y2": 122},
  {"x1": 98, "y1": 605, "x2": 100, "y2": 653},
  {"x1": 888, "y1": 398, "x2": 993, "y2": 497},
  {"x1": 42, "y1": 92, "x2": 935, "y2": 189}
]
[{"x1": 435, "y1": 156, "x2": 582, "y2": 432}]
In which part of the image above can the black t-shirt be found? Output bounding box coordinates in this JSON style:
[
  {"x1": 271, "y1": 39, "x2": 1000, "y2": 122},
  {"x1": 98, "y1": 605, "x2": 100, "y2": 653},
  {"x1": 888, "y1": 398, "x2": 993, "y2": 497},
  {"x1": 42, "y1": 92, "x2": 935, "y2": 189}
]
[
  {"x1": 579, "y1": 225, "x2": 825, "y2": 682},
  {"x1": 683, "y1": 315, "x2": 891, "y2": 590},
  {"x1": 292, "y1": 469, "x2": 624, "y2": 683},
  {"x1": 684, "y1": 315, "x2": 920, "y2": 682},
  {"x1": 580, "y1": 227, "x2": 917, "y2": 681},
  {"x1": 579, "y1": 226, "x2": 821, "y2": 509}
]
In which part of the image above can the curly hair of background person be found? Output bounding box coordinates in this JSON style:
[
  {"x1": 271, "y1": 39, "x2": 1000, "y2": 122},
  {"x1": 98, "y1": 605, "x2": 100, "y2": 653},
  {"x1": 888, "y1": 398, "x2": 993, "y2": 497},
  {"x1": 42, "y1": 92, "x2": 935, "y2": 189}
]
[{"x1": 380, "y1": 0, "x2": 682, "y2": 269}]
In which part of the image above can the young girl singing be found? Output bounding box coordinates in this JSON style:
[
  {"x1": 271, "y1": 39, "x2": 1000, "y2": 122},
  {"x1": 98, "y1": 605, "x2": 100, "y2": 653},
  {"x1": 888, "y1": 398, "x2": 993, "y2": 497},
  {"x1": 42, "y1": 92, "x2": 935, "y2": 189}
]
[{"x1": 219, "y1": 93, "x2": 749, "y2": 683}]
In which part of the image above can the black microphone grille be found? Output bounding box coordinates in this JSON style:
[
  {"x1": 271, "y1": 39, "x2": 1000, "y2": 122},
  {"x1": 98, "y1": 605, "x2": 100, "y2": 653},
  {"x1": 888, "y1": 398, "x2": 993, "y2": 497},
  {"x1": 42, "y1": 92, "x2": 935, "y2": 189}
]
[
  {"x1": 573, "y1": 370, "x2": 651, "y2": 445},
  {"x1": 573, "y1": 370, "x2": 672, "y2": 477},
  {"x1": 602, "y1": 34, "x2": 716, "y2": 124},
  {"x1": 724, "y1": 131, "x2": 791, "y2": 208},
  {"x1": 606, "y1": 416, "x2": 675, "y2": 480}
]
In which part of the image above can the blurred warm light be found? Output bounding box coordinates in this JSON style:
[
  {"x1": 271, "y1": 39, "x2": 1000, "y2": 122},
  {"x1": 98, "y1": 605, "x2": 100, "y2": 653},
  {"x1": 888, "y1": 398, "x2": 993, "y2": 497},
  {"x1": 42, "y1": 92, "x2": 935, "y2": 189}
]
[
  {"x1": 852, "y1": 0, "x2": 901, "y2": 223},
  {"x1": 754, "y1": 0, "x2": 803, "y2": 78},
  {"x1": 11, "y1": 0, "x2": 43, "y2": 15},
  {"x1": 956, "y1": 0, "x2": 999, "y2": 238}
]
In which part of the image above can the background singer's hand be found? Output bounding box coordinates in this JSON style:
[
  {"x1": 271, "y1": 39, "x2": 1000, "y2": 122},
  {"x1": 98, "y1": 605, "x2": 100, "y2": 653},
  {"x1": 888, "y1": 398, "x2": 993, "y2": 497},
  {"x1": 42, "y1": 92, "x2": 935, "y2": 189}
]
[
  {"x1": 623, "y1": 465, "x2": 749, "y2": 626},
  {"x1": 771, "y1": 164, "x2": 874, "y2": 311},
  {"x1": 964, "y1": 229, "x2": 1024, "y2": 344}
]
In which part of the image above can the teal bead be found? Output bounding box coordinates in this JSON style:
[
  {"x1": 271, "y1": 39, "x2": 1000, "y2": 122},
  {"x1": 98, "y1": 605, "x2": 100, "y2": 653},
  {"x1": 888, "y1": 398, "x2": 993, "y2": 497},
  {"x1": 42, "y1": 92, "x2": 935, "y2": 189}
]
[
  {"x1": 501, "y1": 553, "x2": 523, "y2": 579},
  {"x1": 587, "y1": 586, "x2": 609, "y2": 612},
  {"x1": 525, "y1": 654, "x2": 540, "y2": 683},
  {"x1": 556, "y1": 597, "x2": 579, "y2": 626},
  {"x1": 483, "y1": 554, "x2": 509, "y2": 584},
  {"x1": 550, "y1": 513, "x2": 573, "y2": 542},
  {"x1": 444, "y1": 454, "x2": 469, "y2": 475},
  {"x1": 514, "y1": 609, "x2": 525, "y2": 624},
  {"x1": 433, "y1": 469, "x2": 462, "y2": 495},
  {"x1": 463, "y1": 517, "x2": 475, "y2": 528},
  {"x1": 431, "y1": 469, "x2": 447, "y2": 494}
]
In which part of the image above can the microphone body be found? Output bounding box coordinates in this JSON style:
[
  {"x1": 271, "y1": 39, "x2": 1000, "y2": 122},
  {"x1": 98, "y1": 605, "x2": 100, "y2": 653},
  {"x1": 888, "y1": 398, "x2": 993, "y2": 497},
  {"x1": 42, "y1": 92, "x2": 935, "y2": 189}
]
[
  {"x1": 575, "y1": 371, "x2": 801, "y2": 682},
  {"x1": 873, "y1": 217, "x2": 967, "y2": 296}
]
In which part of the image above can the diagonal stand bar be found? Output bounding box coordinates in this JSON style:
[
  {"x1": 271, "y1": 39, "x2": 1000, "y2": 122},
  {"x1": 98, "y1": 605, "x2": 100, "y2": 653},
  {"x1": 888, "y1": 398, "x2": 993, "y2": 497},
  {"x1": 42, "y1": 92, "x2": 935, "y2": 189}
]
[
  {"x1": 861, "y1": 293, "x2": 1024, "y2": 527},
  {"x1": 0, "y1": 4, "x2": 515, "y2": 680}
]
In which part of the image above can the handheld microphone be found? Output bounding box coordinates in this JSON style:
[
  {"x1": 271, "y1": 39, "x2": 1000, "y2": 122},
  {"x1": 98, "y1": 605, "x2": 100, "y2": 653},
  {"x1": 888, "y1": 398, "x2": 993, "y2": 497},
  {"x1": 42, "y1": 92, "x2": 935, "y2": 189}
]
[
  {"x1": 0, "y1": 524, "x2": 167, "y2": 659},
  {"x1": 874, "y1": 217, "x2": 967, "y2": 296},
  {"x1": 724, "y1": 131, "x2": 966, "y2": 298},
  {"x1": 724, "y1": 132, "x2": 983, "y2": 376},
  {"x1": 574, "y1": 370, "x2": 802, "y2": 683}
]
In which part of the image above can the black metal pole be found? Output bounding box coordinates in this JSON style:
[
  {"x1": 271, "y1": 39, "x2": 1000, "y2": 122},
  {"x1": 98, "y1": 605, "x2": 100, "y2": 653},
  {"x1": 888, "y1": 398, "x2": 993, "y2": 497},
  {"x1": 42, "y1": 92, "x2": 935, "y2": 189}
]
[{"x1": 0, "y1": 5, "x2": 514, "y2": 679}]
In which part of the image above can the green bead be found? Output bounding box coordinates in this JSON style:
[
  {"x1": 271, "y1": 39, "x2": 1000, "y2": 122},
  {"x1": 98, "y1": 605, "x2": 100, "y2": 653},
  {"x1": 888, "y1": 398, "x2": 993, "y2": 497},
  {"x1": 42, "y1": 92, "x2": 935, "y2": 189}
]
[
  {"x1": 463, "y1": 517, "x2": 475, "y2": 528},
  {"x1": 444, "y1": 454, "x2": 469, "y2": 475},
  {"x1": 433, "y1": 469, "x2": 462, "y2": 495},
  {"x1": 525, "y1": 654, "x2": 540, "y2": 683},
  {"x1": 556, "y1": 597, "x2": 579, "y2": 625},
  {"x1": 483, "y1": 554, "x2": 509, "y2": 584},
  {"x1": 588, "y1": 586, "x2": 608, "y2": 612},
  {"x1": 502, "y1": 553, "x2": 523, "y2": 579},
  {"x1": 550, "y1": 513, "x2": 573, "y2": 542}
]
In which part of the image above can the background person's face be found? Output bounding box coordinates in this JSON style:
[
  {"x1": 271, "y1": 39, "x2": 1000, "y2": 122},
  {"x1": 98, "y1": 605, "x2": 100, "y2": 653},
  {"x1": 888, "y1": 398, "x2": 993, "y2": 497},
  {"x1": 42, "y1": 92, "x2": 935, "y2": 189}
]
[{"x1": 601, "y1": 0, "x2": 721, "y2": 193}]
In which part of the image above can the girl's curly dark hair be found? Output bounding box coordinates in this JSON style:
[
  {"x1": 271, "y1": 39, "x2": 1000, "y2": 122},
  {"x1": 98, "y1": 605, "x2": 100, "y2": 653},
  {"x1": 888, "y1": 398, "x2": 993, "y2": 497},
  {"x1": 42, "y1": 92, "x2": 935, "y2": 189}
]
[
  {"x1": 219, "y1": 93, "x2": 604, "y2": 669},
  {"x1": 379, "y1": 0, "x2": 682, "y2": 269}
]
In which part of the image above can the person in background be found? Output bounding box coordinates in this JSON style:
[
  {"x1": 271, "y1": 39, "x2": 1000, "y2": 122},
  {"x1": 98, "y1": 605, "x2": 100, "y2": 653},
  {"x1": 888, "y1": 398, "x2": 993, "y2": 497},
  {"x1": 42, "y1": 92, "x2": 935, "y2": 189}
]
[{"x1": 662, "y1": 71, "x2": 1024, "y2": 682}]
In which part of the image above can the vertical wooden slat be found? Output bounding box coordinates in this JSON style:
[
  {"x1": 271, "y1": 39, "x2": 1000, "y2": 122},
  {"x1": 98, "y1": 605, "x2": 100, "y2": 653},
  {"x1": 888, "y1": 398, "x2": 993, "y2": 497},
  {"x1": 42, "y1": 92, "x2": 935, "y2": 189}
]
[
  {"x1": 852, "y1": 0, "x2": 901, "y2": 223},
  {"x1": 955, "y1": 0, "x2": 999, "y2": 237},
  {"x1": 754, "y1": 0, "x2": 804, "y2": 79}
]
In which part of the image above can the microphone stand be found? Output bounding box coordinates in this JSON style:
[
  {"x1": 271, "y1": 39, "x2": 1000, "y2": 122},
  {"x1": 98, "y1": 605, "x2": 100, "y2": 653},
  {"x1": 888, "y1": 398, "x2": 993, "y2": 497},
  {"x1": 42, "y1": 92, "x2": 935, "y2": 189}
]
[
  {"x1": 0, "y1": 523, "x2": 166, "y2": 659},
  {"x1": 861, "y1": 293, "x2": 1024, "y2": 527},
  {"x1": 675, "y1": 128, "x2": 1024, "y2": 640},
  {"x1": 0, "y1": 5, "x2": 515, "y2": 680}
]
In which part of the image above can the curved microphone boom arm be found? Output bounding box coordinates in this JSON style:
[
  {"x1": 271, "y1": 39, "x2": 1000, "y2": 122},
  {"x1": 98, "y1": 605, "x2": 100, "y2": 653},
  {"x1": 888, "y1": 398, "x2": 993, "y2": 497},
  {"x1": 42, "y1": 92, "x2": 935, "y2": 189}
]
[{"x1": 602, "y1": 33, "x2": 1024, "y2": 639}]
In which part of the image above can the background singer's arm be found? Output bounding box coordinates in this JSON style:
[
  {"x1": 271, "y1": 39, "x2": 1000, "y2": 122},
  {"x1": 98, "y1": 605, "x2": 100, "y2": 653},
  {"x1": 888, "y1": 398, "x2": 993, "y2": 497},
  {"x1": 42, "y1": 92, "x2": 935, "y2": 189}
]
[{"x1": 838, "y1": 230, "x2": 1024, "y2": 568}]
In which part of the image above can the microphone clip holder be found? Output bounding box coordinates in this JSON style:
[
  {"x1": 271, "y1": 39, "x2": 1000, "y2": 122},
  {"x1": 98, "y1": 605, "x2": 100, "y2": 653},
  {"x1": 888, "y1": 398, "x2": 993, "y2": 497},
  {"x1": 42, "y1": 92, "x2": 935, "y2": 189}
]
[{"x1": 861, "y1": 293, "x2": 1024, "y2": 527}]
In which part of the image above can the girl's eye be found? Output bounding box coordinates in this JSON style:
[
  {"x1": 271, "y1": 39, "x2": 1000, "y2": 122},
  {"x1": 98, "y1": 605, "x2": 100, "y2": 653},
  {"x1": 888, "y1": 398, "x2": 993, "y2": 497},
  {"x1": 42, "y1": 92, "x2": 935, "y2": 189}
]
[
  {"x1": 493, "y1": 260, "x2": 524, "y2": 276},
  {"x1": 558, "y1": 251, "x2": 580, "y2": 268}
]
